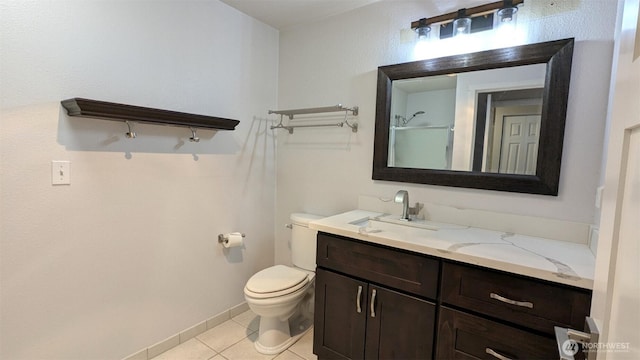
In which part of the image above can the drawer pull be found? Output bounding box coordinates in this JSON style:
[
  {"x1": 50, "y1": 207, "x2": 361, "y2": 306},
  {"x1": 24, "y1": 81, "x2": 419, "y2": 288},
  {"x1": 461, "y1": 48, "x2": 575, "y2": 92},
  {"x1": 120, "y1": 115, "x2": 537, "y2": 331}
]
[
  {"x1": 370, "y1": 289, "x2": 377, "y2": 318},
  {"x1": 486, "y1": 348, "x2": 513, "y2": 360},
  {"x1": 490, "y1": 292, "x2": 534, "y2": 309},
  {"x1": 356, "y1": 286, "x2": 363, "y2": 313}
]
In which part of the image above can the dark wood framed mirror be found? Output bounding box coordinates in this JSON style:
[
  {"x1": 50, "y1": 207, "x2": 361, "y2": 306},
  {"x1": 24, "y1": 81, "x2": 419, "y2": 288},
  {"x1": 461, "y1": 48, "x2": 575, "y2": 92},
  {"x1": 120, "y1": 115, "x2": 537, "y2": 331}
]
[{"x1": 373, "y1": 38, "x2": 574, "y2": 195}]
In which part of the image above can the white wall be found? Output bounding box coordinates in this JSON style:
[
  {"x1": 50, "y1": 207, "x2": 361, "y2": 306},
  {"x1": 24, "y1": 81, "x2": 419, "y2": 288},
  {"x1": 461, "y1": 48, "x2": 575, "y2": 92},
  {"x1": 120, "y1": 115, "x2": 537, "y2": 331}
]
[
  {"x1": 405, "y1": 88, "x2": 455, "y2": 127},
  {"x1": 275, "y1": 0, "x2": 618, "y2": 265},
  {"x1": 0, "y1": 1, "x2": 278, "y2": 359}
]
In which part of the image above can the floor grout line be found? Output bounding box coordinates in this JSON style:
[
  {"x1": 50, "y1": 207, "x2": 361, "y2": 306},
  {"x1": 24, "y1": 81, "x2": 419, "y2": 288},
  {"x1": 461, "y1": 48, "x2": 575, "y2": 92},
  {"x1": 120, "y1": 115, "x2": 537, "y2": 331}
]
[
  {"x1": 147, "y1": 310, "x2": 315, "y2": 360},
  {"x1": 195, "y1": 323, "x2": 257, "y2": 355},
  {"x1": 194, "y1": 337, "x2": 218, "y2": 355}
]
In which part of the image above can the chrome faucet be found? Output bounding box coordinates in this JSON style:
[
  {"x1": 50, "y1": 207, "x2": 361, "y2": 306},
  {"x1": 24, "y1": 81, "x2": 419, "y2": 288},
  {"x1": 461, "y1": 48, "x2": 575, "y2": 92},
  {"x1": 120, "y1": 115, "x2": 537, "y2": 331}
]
[{"x1": 394, "y1": 190, "x2": 410, "y2": 221}]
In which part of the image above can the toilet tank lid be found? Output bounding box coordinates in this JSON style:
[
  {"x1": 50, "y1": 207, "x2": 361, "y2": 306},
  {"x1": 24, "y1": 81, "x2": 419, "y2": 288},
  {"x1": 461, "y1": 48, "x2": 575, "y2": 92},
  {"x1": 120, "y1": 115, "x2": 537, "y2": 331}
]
[{"x1": 290, "y1": 213, "x2": 323, "y2": 226}]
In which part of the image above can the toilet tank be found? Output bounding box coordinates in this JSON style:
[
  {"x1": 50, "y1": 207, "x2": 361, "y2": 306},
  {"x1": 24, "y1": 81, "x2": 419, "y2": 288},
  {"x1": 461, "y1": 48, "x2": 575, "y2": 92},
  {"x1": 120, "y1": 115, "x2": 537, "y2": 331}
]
[{"x1": 290, "y1": 213, "x2": 323, "y2": 271}]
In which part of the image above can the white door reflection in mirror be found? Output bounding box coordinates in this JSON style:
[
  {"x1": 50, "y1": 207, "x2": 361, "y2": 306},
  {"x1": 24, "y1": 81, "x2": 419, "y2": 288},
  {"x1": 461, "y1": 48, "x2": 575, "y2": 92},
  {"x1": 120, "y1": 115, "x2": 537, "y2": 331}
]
[{"x1": 488, "y1": 105, "x2": 541, "y2": 174}]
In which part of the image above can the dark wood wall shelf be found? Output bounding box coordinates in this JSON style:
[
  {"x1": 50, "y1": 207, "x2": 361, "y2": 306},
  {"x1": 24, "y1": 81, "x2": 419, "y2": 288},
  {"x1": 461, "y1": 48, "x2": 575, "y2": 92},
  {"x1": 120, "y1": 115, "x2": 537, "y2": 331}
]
[{"x1": 61, "y1": 98, "x2": 240, "y2": 131}]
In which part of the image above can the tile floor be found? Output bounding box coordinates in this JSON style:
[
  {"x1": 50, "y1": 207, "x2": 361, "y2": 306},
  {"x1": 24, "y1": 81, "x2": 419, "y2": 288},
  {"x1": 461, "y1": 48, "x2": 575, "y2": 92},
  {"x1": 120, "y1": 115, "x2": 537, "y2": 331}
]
[{"x1": 150, "y1": 310, "x2": 317, "y2": 360}]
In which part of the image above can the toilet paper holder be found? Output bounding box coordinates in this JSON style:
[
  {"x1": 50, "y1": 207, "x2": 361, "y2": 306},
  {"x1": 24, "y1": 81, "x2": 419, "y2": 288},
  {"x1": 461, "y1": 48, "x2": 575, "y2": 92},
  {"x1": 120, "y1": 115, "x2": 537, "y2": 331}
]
[{"x1": 218, "y1": 233, "x2": 246, "y2": 245}]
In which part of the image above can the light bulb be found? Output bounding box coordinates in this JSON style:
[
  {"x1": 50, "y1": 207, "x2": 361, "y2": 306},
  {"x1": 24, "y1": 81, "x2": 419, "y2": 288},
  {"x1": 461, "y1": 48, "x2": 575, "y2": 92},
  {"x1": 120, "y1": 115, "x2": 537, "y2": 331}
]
[
  {"x1": 416, "y1": 25, "x2": 431, "y2": 41},
  {"x1": 497, "y1": 6, "x2": 518, "y2": 25},
  {"x1": 453, "y1": 17, "x2": 471, "y2": 37}
]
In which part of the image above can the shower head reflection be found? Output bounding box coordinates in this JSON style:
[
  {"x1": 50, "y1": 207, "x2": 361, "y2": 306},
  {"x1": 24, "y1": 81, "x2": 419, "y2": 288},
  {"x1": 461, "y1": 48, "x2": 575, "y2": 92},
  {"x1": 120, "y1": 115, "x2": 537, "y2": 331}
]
[{"x1": 404, "y1": 111, "x2": 425, "y2": 125}]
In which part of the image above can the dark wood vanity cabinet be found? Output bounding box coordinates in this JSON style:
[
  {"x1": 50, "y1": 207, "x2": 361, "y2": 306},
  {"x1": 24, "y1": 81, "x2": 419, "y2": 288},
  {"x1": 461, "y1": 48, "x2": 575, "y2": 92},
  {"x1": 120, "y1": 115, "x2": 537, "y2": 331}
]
[
  {"x1": 440, "y1": 262, "x2": 592, "y2": 336},
  {"x1": 314, "y1": 268, "x2": 435, "y2": 359},
  {"x1": 437, "y1": 262, "x2": 591, "y2": 360},
  {"x1": 314, "y1": 233, "x2": 438, "y2": 360},
  {"x1": 314, "y1": 269, "x2": 367, "y2": 359},
  {"x1": 313, "y1": 232, "x2": 592, "y2": 360},
  {"x1": 436, "y1": 307, "x2": 558, "y2": 359}
]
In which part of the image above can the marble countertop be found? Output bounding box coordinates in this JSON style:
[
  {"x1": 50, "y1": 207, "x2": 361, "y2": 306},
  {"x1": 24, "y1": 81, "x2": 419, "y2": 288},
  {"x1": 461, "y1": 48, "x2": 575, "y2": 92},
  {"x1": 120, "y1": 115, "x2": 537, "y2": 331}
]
[{"x1": 310, "y1": 210, "x2": 595, "y2": 289}]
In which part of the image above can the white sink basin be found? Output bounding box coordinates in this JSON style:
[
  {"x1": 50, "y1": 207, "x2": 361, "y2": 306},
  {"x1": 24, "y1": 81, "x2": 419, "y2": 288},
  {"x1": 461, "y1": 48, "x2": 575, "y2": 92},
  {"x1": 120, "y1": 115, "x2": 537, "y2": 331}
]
[
  {"x1": 349, "y1": 214, "x2": 439, "y2": 232},
  {"x1": 373, "y1": 215, "x2": 439, "y2": 231}
]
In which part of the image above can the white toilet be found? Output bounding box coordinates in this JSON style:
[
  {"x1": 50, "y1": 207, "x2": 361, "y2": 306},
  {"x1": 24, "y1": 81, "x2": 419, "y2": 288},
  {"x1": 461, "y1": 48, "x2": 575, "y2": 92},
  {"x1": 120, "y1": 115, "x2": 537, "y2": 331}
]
[{"x1": 244, "y1": 213, "x2": 322, "y2": 354}]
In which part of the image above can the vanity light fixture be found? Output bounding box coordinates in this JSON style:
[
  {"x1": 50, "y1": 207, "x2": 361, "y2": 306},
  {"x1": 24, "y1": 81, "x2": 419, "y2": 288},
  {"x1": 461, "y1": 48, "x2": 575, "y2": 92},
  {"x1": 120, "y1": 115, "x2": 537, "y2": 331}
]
[
  {"x1": 452, "y1": 9, "x2": 472, "y2": 37},
  {"x1": 496, "y1": 0, "x2": 518, "y2": 28},
  {"x1": 415, "y1": 18, "x2": 431, "y2": 41},
  {"x1": 411, "y1": 0, "x2": 523, "y2": 40}
]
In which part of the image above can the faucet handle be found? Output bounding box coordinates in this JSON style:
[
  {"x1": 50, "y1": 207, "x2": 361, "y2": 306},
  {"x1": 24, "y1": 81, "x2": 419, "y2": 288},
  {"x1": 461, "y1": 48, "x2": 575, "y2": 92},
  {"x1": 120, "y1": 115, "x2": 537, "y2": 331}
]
[{"x1": 408, "y1": 202, "x2": 423, "y2": 216}]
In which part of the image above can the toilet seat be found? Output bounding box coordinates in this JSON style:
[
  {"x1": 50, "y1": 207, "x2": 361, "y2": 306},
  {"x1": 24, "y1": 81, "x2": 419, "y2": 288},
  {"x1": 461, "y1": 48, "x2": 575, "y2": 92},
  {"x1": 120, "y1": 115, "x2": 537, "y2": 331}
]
[{"x1": 245, "y1": 265, "x2": 310, "y2": 299}]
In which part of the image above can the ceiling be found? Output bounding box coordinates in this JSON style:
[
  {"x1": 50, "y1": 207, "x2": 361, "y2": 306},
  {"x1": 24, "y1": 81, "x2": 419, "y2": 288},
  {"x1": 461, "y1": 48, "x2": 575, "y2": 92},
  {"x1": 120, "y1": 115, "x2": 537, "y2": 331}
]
[
  {"x1": 219, "y1": 0, "x2": 383, "y2": 30},
  {"x1": 219, "y1": 0, "x2": 502, "y2": 31}
]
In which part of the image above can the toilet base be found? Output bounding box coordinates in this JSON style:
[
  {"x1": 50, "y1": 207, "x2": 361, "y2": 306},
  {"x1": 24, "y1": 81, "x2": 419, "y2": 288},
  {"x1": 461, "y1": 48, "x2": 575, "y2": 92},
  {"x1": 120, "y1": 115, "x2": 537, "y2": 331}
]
[
  {"x1": 254, "y1": 308, "x2": 313, "y2": 355},
  {"x1": 254, "y1": 328, "x2": 306, "y2": 355}
]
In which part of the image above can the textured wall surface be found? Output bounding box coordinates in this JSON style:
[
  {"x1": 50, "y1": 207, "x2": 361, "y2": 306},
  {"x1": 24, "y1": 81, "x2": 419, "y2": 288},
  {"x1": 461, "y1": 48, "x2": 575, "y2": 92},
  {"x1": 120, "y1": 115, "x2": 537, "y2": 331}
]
[
  {"x1": 274, "y1": 0, "x2": 619, "y2": 265},
  {"x1": 0, "y1": 1, "x2": 278, "y2": 359}
]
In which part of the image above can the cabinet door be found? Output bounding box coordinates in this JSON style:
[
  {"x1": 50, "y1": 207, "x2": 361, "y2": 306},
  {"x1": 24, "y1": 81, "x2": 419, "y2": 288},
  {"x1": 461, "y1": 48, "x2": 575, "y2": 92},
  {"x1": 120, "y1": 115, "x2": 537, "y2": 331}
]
[
  {"x1": 436, "y1": 307, "x2": 557, "y2": 360},
  {"x1": 314, "y1": 269, "x2": 367, "y2": 360},
  {"x1": 365, "y1": 286, "x2": 436, "y2": 360}
]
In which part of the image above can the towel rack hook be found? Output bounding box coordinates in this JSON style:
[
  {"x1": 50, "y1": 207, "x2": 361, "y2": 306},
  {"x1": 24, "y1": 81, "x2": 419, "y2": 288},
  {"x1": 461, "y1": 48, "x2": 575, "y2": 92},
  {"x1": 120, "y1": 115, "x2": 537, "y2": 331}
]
[
  {"x1": 125, "y1": 121, "x2": 136, "y2": 139},
  {"x1": 189, "y1": 127, "x2": 200, "y2": 142}
]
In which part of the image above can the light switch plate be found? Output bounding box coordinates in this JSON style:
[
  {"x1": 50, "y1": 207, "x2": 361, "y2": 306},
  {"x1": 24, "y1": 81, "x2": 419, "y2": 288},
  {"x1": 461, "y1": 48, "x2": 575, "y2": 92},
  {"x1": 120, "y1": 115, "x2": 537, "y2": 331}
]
[
  {"x1": 595, "y1": 186, "x2": 604, "y2": 208},
  {"x1": 52, "y1": 161, "x2": 70, "y2": 185}
]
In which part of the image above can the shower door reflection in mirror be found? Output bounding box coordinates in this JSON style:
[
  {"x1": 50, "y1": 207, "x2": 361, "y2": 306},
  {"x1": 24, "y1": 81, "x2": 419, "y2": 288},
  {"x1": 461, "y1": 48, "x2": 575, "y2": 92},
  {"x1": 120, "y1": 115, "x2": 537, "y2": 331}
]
[{"x1": 388, "y1": 63, "x2": 546, "y2": 175}]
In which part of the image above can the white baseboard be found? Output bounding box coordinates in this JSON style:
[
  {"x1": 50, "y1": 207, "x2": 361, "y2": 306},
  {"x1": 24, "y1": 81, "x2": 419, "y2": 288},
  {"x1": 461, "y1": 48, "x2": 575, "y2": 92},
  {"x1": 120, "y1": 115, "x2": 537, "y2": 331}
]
[{"x1": 123, "y1": 302, "x2": 250, "y2": 360}]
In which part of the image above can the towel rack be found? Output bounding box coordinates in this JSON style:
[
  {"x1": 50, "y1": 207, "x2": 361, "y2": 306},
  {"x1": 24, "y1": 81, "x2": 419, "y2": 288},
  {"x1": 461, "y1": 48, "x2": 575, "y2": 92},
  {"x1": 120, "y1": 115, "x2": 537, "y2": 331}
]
[{"x1": 269, "y1": 104, "x2": 358, "y2": 134}]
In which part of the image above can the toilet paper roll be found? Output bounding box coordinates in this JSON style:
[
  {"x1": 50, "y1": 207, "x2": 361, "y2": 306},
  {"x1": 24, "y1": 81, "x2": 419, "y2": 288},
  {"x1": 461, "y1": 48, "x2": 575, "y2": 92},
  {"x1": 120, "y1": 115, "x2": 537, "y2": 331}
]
[{"x1": 223, "y1": 232, "x2": 244, "y2": 248}]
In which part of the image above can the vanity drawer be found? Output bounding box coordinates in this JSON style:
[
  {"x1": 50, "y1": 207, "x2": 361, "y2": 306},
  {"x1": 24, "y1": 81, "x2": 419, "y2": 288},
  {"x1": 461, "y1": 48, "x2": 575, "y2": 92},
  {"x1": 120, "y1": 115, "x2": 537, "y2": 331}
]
[
  {"x1": 441, "y1": 262, "x2": 591, "y2": 336},
  {"x1": 316, "y1": 232, "x2": 439, "y2": 299},
  {"x1": 436, "y1": 306, "x2": 557, "y2": 360}
]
